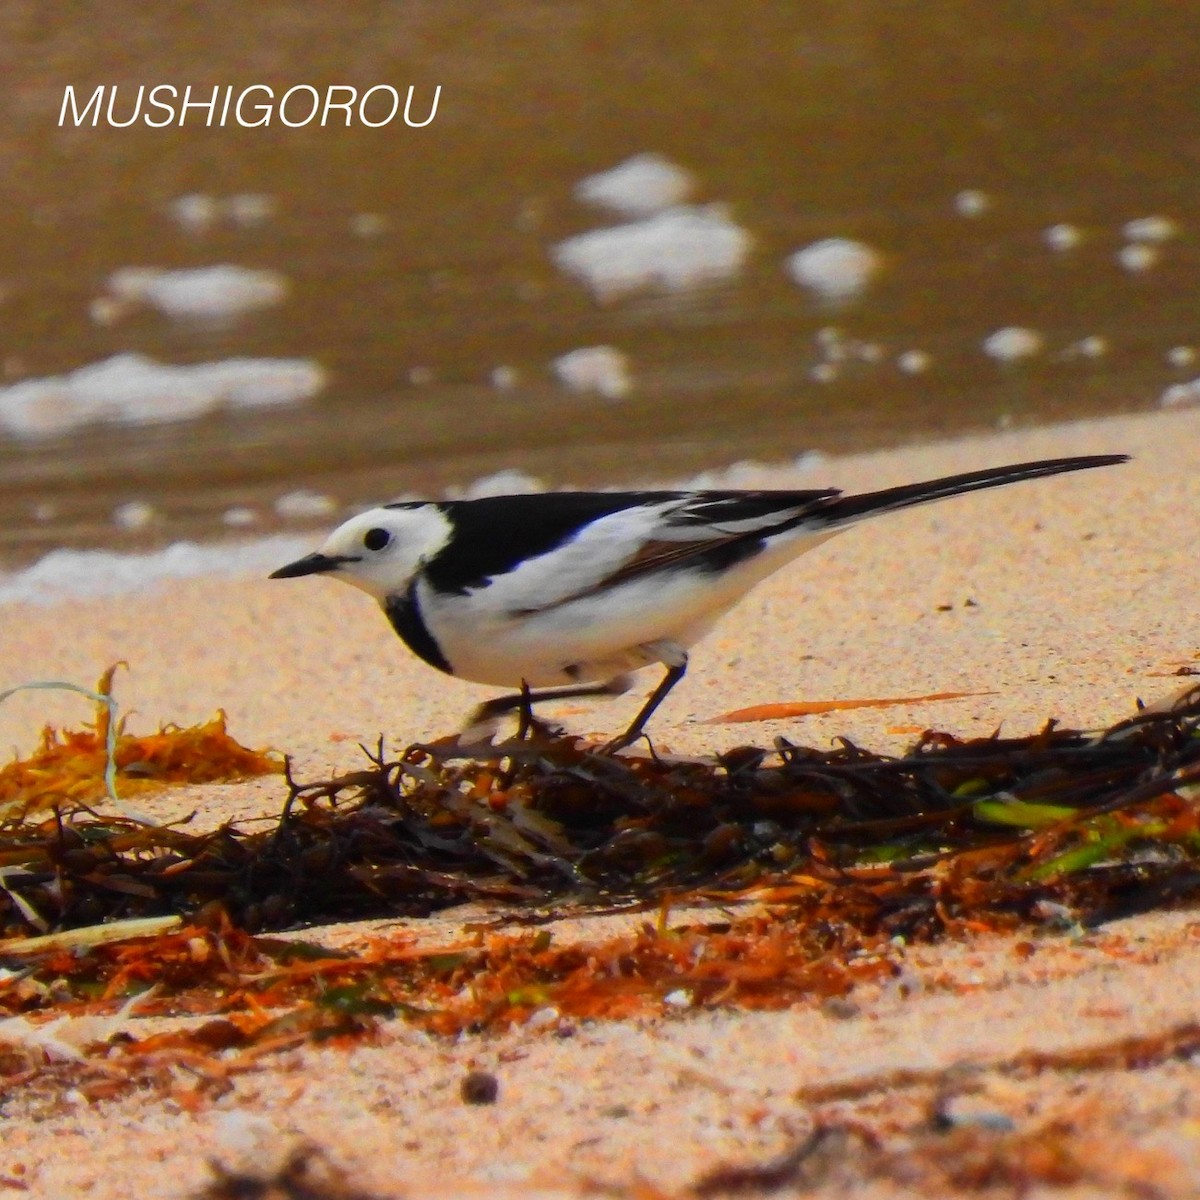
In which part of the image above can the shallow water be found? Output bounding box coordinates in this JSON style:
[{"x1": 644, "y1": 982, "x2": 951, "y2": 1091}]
[{"x1": 0, "y1": 4, "x2": 1197, "y2": 565}]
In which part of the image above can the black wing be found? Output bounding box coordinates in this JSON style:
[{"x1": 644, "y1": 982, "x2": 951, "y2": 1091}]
[{"x1": 406, "y1": 489, "x2": 839, "y2": 595}]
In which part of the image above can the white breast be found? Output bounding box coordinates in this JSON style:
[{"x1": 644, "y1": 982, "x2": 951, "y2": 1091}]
[{"x1": 418, "y1": 525, "x2": 839, "y2": 688}]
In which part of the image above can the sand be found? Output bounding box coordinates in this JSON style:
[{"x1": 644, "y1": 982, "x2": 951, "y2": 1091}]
[{"x1": 2, "y1": 406, "x2": 1200, "y2": 1197}]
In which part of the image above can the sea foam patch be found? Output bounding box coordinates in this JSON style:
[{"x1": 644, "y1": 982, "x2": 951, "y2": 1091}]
[
  {"x1": 168, "y1": 193, "x2": 277, "y2": 232},
  {"x1": 101, "y1": 264, "x2": 289, "y2": 321},
  {"x1": 574, "y1": 153, "x2": 694, "y2": 217},
  {"x1": 0, "y1": 353, "x2": 326, "y2": 439},
  {"x1": 551, "y1": 346, "x2": 632, "y2": 399},
  {"x1": 552, "y1": 206, "x2": 752, "y2": 301},
  {"x1": 0, "y1": 535, "x2": 313, "y2": 606},
  {"x1": 787, "y1": 238, "x2": 882, "y2": 303},
  {"x1": 982, "y1": 326, "x2": 1044, "y2": 363}
]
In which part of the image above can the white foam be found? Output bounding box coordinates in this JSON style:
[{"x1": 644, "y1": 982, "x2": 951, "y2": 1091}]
[
  {"x1": 0, "y1": 535, "x2": 312, "y2": 606},
  {"x1": 787, "y1": 238, "x2": 882, "y2": 303},
  {"x1": 88, "y1": 296, "x2": 124, "y2": 327},
  {"x1": 1122, "y1": 215, "x2": 1178, "y2": 243},
  {"x1": 897, "y1": 349, "x2": 932, "y2": 375},
  {"x1": 490, "y1": 365, "x2": 519, "y2": 391},
  {"x1": 105, "y1": 265, "x2": 288, "y2": 321},
  {"x1": 552, "y1": 206, "x2": 752, "y2": 302},
  {"x1": 682, "y1": 459, "x2": 782, "y2": 490},
  {"x1": 222, "y1": 506, "x2": 259, "y2": 528},
  {"x1": 274, "y1": 490, "x2": 338, "y2": 519},
  {"x1": 574, "y1": 153, "x2": 694, "y2": 217},
  {"x1": 1117, "y1": 243, "x2": 1158, "y2": 273},
  {"x1": 194, "y1": 359, "x2": 327, "y2": 410},
  {"x1": 456, "y1": 469, "x2": 546, "y2": 499},
  {"x1": 226, "y1": 193, "x2": 277, "y2": 227},
  {"x1": 551, "y1": 346, "x2": 632, "y2": 400},
  {"x1": 111, "y1": 501, "x2": 157, "y2": 531},
  {"x1": 1064, "y1": 335, "x2": 1108, "y2": 360},
  {"x1": 813, "y1": 327, "x2": 846, "y2": 363},
  {"x1": 1167, "y1": 346, "x2": 1196, "y2": 368},
  {"x1": 0, "y1": 353, "x2": 326, "y2": 439},
  {"x1": 1043, "y1": 223, "x2": 1083, "y2": 251},
  {"x1": 954, "y1": 189, "x2": 991, "y2": 217},
  {"x1": 168, "y1": 193, "x2": 276, "y2": 231},
  {"x1": 168, "y1": 193, "x2": 220, "y2": 232},
  {"x1": 1160, "y1": 377, "x2": 1200, "y2": 408},
  {"x1": 982, "y1": 327, "x2": 1043, "y2": 363},
  {"x1": 350, "y1": 212, "x2": 388, "y2": 238}
]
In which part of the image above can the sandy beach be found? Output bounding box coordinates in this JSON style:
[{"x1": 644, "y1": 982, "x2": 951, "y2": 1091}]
[{"x1": 3, "y1": 405, "x2": 1200, "y2": 1198}]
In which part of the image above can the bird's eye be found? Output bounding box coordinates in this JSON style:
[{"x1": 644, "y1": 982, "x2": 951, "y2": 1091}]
[{"x1": 363, "y1": 527, "x2": 391, "y2": 552}]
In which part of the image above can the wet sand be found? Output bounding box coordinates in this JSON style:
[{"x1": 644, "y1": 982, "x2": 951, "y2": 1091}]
[{"x1": 2, "y1": 405, "x2": 1200, "y2": 1197}]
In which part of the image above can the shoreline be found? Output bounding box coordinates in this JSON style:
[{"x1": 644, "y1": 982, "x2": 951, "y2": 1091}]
[
  {"x1": 0, "y1": 404, "x2": 1155, "y2": 590},
  {"x1": 1, "y1": 403, "x2": 1191, "y2": 765}
]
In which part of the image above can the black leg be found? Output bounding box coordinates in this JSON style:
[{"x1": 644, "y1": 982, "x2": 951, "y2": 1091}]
[
  {"x1": 604, "y1": 658, "x2": 688, "y2": 753},
  {"x1": 514, "y1": 681, "x2": 535, "y2": 740},
  {"x1": 467, "y1": 676, "x2": 633, "y2": 734}
]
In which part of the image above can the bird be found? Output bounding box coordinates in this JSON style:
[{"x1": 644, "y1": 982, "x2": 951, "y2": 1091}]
[{"x1": 270, "y1": 453, "x2": 1128, "y2": 750}]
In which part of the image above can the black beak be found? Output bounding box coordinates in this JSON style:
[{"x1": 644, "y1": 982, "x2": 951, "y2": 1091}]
[{"x1": 269, "y1": 552, "x2": 358, "y2": 579}]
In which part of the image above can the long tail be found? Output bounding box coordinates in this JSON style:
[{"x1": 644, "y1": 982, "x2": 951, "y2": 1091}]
[{"x1": 813, "y1": 453, "x2": 1129, "y2": 526}]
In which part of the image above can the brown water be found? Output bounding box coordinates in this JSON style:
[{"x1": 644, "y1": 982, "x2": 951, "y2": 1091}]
[{"x1": 0, "y1": 4, "x2": 1197, "y2": 565}]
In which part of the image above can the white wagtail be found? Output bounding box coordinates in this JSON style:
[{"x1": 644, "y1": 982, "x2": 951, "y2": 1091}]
[{"x1": 270, "y1": 454, "x2": 1127, "y2": 749}]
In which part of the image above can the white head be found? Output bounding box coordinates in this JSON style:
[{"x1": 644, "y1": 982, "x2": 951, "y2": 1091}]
[{"x1": 269, "y1": 504, "x2": 452, "y2": 600}]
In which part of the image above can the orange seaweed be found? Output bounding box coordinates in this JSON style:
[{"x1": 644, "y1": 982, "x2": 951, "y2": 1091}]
[
  {"x1": 0, "y1": 665, "x2": 282, "y2": 816},
  {"x1": 709, "y1": 691, "x2": 989, "y2": 723}
]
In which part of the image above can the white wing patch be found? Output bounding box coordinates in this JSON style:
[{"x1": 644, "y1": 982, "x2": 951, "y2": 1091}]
[
  {"x1": 467, "y1": 494, "x2": 826, "y2": 616},
  {"x1": 462, "y1": 501, "x2": 677, "y2": 613}
]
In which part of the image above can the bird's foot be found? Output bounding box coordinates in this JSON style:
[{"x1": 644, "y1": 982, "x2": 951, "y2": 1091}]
[{"x1": 598, "y1": 727, "x2": 653, "y2": 756}]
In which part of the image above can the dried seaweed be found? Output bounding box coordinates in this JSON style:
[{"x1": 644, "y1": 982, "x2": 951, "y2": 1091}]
[
  {"x1": 0, "y1": 666, "x2": 281, "y2": 819},
  {"x1": 3, "y1": 685, "x2": 1200, "y2": 938},
  {"x1": 0, "y1": 685, "x2": 1199, "y2": 1102}
]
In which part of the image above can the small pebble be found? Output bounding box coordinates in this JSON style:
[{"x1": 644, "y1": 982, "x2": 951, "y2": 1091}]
[
  {"x1": 821, "y1": 996, "x2": 861, "y2": 1020},
  {"x1": 461, "y1": 1070, "x2": 499, "y2": 1105}
]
